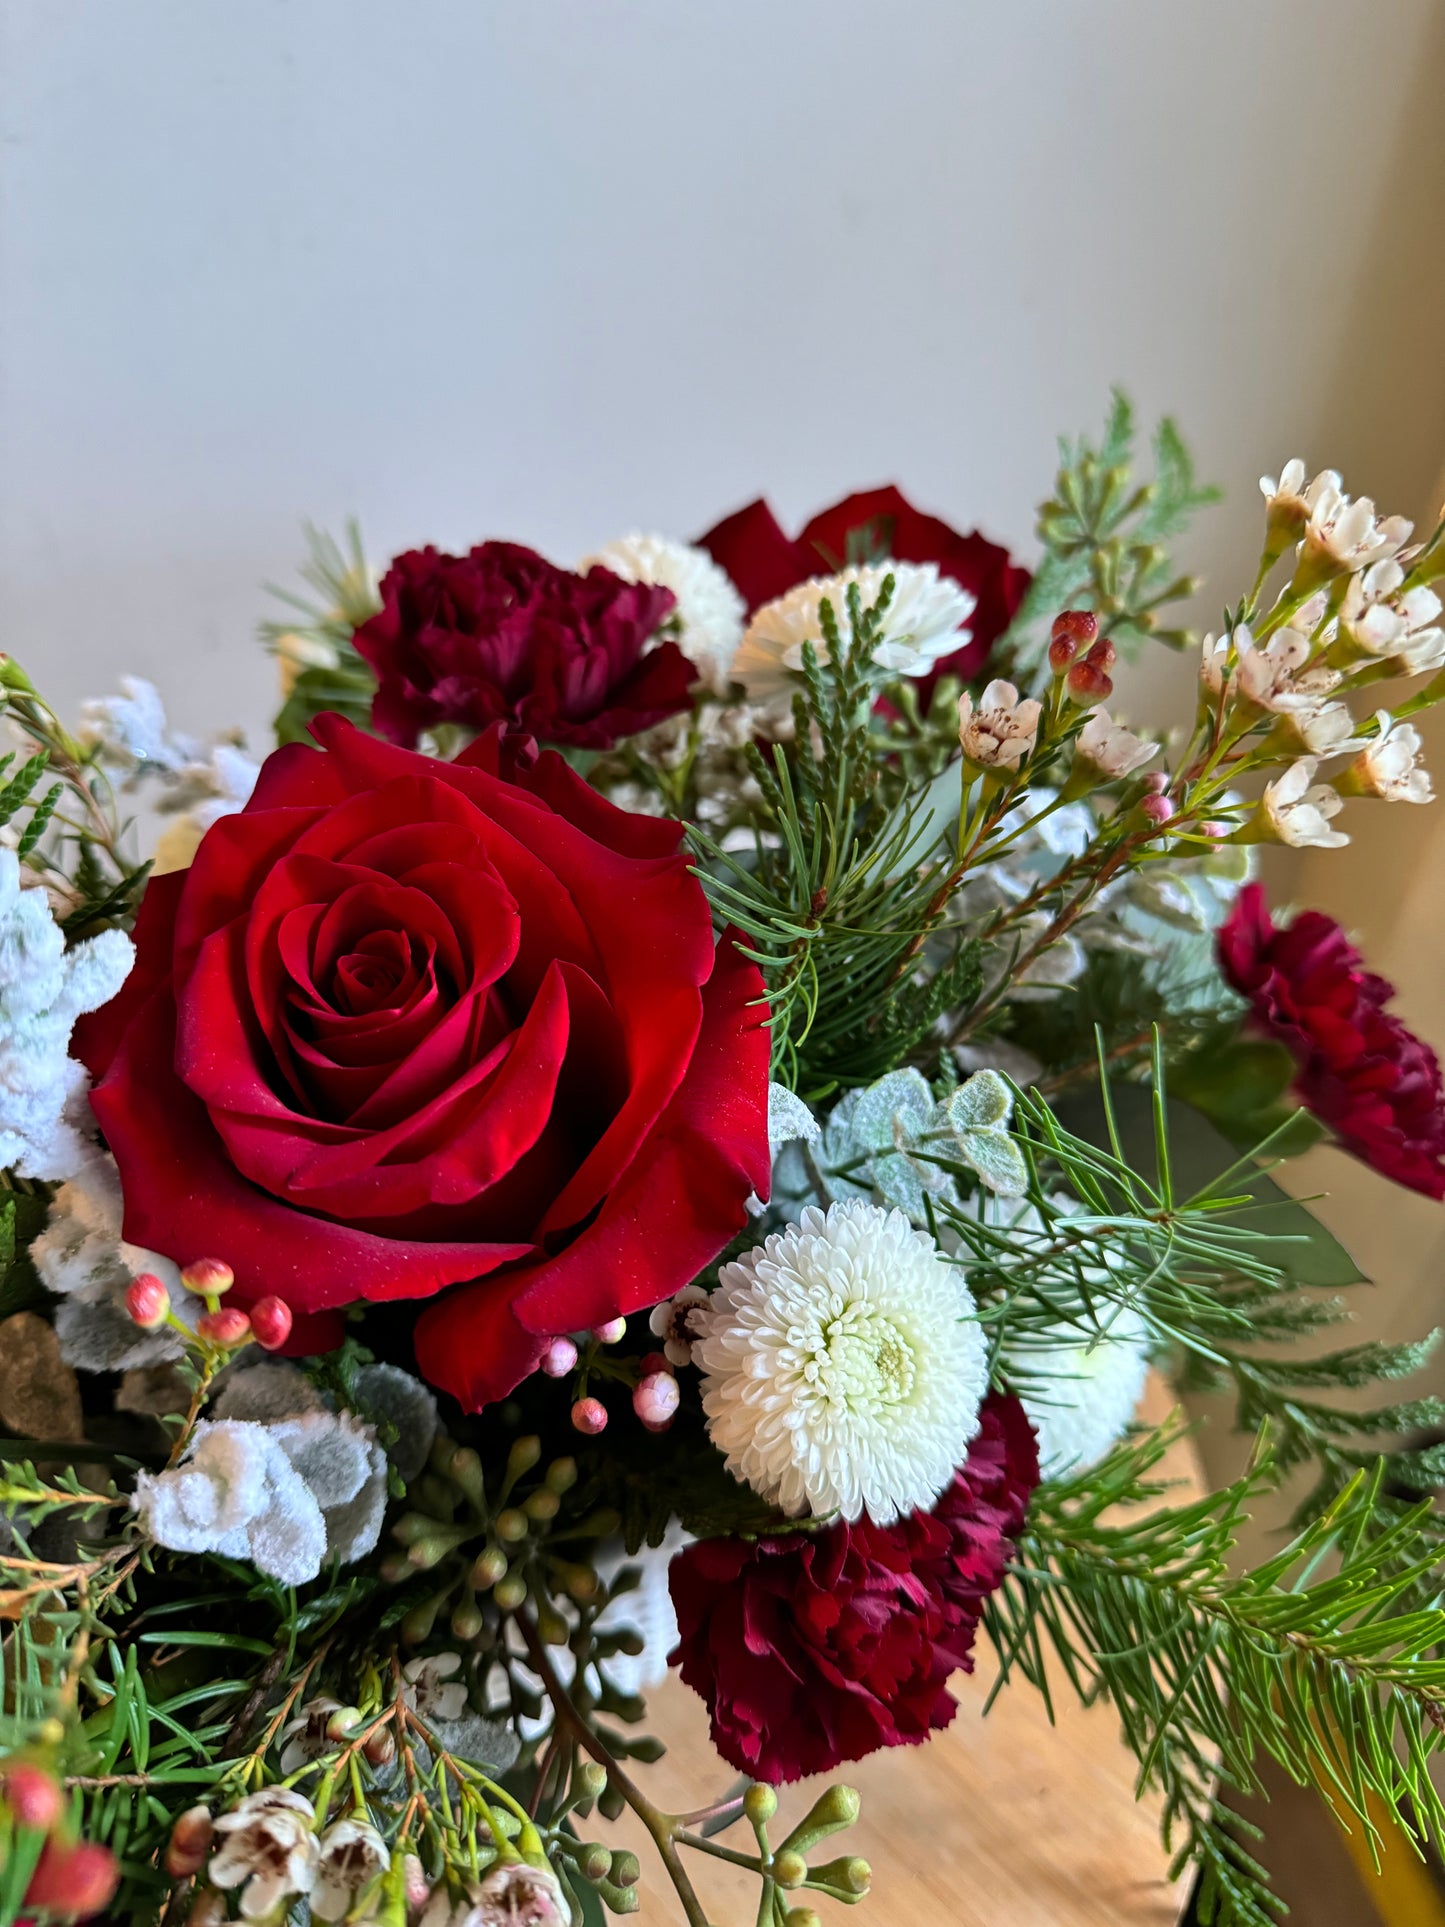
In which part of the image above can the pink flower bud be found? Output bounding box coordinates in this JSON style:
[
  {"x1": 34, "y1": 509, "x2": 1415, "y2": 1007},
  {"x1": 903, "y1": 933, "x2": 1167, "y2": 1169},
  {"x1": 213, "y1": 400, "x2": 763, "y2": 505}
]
[
  {"x1": 1140, "y1": 794, "x2": 1173, "y2": 825},
  {"x1": 404, "y1": 1857, "x2": 430, "y2": 1909},
  {"x1": 181, "y1": 1257, "x2": 234, "y2": 1298},
  {"x1": 633, "y1": 1371, "x2": 680, "y2": 1430},
  {"x1": 0, "y1": 1761, "x2": 63, "y2": 1831},
  {"x1": 571, "y1": 1396, "x2": 608, "y2": 1435},
  {"x1": 24, "y1": 1839, "x2": 119, "y2": 1920},
  {"x1": 248, "y1": 1295, "x2": 293, "y2": 1351},
  {"x1": 1085, "y1": 636, "x2": 1117, "y2": 672},
  {"x1": 1066, "y1": 660, "x2": 1113, "y2": 706},
  {"x1": 164, "y1": 1806, "x2": 215, "y2": 1878},
  {"x1": 591, "y1": 1317, "x2": 627, "y2": 1345},
  {"x1": 540, "y1": 1337, "x2": 579, "y2": 1378},
  {"x1": 639, "y1": 1351, "x2": 671, "y2": 1377},
  {"x1": 124, "y1": 1273, "x2": 169, "y2": 1330},
  {"x1": 197, "y1": 1306, "x2": 251, "y2": 1348},
  {"x1": 1143, "y1": 770, "x2": 1170, "y2": 794},
  {"x1": 1201, "y1": 819, "x2": 1229, "y2": 839},
  {"x1": 1051, "y1": 610, "x2": 1098, "y2": 647}
]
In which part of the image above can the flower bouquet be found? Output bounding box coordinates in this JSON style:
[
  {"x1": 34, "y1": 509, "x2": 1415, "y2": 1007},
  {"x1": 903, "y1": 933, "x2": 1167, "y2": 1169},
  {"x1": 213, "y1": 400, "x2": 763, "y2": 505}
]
[{"x1": 3, "y1": 397, "x2": 1445, "y2": 1927}]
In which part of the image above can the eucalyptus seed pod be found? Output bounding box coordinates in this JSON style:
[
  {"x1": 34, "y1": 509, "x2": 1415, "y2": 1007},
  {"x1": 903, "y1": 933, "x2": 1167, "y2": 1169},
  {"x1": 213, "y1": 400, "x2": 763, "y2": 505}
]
[
  {"x1": 544, "y1": 1456, "x2": 578, "y2": 1494},
  {"x1": 596, "y1": 1878, "x2": 640, "y2": 1914},
  {"x1": 609, "y1": 1851, "x2": 640, "y2": 1888},
  {"x1": 743, "y1": 1784, "x2": 777, "y2": 1827},
  {"x1": 598, "y1": 1780, "x2": 626, "y2": 1822},
  {"x1": 575, "y1": 1842, "x2": 613, "y2": 1883},
  {"x1": 507, "y1": 1434, "x2": 542, "y2": 1478},
  {"x1": 777, "y1": 1784, "x2": 861, "y2": 1856},
  {"x1": 493, "y1": 1573, "x2": 528, "y2": 1612},
  {"x1": 809, "y1": 1855, "x2": 872, "y2": 1895},
  {"x1": 470, "y1": 1545, "x2": 508, "y2": 1590},
  {"x1": 496, "y1": 1507, "x2": 529, "y2": 1544},
  {"x1": 574, "y1": 1761, "x2": 608, "y2": 1805},
  {"x1": 523, "y1": 1487, "x2": 560, "y2": 1523},
  {"x1": 772, "y1": 1851, "x2": 807, "y2": 1890}
]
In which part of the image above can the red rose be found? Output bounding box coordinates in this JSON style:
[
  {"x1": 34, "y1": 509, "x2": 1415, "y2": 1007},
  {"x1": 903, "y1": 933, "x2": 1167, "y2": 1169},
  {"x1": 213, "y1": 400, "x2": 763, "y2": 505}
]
[
  {"x1": 669, "y1": 1394, "x2": 1038, "y2": 1783},
  {"x1": 699, "y1": 485, "x2": 1029, "y2": 695},
  {"x1": 1218, "y1": 883, "x2": 1445, "y2": 1198},
  {"x1": 353, "y1": 541, "x2": 696, "y2": 750},
  {"x1": 76, "y1": 716, "x2": 771, "y2": 1408}
]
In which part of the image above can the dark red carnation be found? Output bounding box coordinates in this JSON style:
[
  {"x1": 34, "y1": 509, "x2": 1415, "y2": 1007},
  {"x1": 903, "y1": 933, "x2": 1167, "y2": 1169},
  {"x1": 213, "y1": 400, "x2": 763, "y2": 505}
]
[
  {"x1": 699, "y1": 485, "x2": 1029, "y2": 696},
  {"x1": 353, "y1": 541, "x2": 695, "y2": 750},
  {"x1": 668, "y1": 1393, "x2": 1038, "y2": 1783},
  {"x1": 75, "y1": 716, "x2": 771, "y2": 1408},
  {"x1": 1218, "y1": 883, "x2": 1445, "y2": 1198}
]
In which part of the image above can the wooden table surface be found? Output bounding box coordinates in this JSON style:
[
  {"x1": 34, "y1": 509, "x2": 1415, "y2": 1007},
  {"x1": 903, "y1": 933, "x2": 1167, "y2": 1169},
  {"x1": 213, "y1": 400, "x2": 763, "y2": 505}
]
[{"x1": 615, "y1": 1377, "x2": 1197, "y2": 1927}]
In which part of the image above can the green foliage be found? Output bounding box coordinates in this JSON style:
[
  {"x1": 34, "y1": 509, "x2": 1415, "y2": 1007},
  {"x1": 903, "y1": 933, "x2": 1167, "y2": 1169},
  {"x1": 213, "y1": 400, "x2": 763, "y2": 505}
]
[
  {"x1": 262, "y1": 521, "x2": 381, "y2": 745},
  {"x1": 1000, "y1": 389, "x2": 1219, "y2": 679},
  {"x1": 0, "y1": 1189, "x2": 53, "y2": 1319},
  {"x1": 989, "y1": 1429, "x2": 1445, "y2": 1927}
]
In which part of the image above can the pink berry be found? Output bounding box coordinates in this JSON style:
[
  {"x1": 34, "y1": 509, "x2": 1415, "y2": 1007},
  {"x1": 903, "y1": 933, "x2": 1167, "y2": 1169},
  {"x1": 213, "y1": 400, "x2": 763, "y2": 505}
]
[
  {"x1": 197, "y1": 1306, "x2": 251, "y2": 1347},
  {"x1": 181, "y1": 1257, "x2": 234, "y2": 1297},
  {"x1": 249, "y1": 1295, "x2": 293, "y2": 1351},
  {"x1": 591, "y1": 1317, "x2": 627, "y2": 1345},
  {"x1": 24, "y1": 1839, "x2": 119, "y2": 1919},
  {"x1": 1, "y1": 1761, "x2": 63, "y2": 1831},
  {"x1": 540, "y1": 1337, "x2": 579, "y2": 1378},
  {"x1": 633, "y1": 1371, "x2": 680, "y2": 1430},
  {"x1": 571, "y1": 1396, "x2": 608, "y2": 1436},
  {"x1": 1140, "y1": 794, "x2": 1173, "y2": 825},
  {"x1": 124, "y1": 1272, "x2": 169, "y2": 1330}
]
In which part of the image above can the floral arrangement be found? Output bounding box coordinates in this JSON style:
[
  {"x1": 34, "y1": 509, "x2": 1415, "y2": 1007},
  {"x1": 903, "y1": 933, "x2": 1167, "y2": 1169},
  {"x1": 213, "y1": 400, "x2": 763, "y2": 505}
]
[{"x1": 2, "y1": 397, "x2": 1445, "y2": 1927}]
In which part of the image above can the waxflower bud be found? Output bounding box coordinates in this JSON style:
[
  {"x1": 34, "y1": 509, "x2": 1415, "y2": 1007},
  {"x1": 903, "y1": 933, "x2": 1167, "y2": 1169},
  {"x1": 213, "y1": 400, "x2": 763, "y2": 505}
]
[
  {"x1": 0, "y1": 1761, "x2": 63, "y2": 1832},
  {"x1": 633, "y1": 1371, "x2": 680, "y2": 1431},
  {"x1": 591, "y1": 1317, "x2": 627, "y2": 1345},
  {"x1": 1143, "y1": 769, "x2": 1170, "y2": 794},
  {"x1": 248, "y1": 1295, "x2": 293, "y2": 1350},
  {"x1": 196, "y1": 1306, "x2": 251, "y2": 1347},
  {"x1": 187, "y1": 1890, "x2": 229, "y2": 1927},
  {"x1": 1051, "y1": 609, "x2": 1098, "y2": 650},
  {"x1": 403, "y1": 1856, "x2": 428, "y2": 1909},
  {"x1": 326, "y1": 1706, "x2": 363, "y2": 1740},
  {"x1": 181, "y1": 1257, "x2": 234, "y2": 1297},
  {"x1": 1140, "y1": 793, "x2": 1173, "y2": 825},
  {"x1": 1085, "y1": 636, "x2": 1117, "y2": 672},
  {"x1": 1066, "y1": 659, "x2": 1113, "y2": 706},
  {"x1": 164, "y1": 1805, "x2": 215, "y2": 1878},
  {"x1": 639, "y1": 1351, "x2": 670, "y2": 1377},
  {"x1": 363, "y1": 1727, "x2": 396, "y2": 1768},
  {"x1": 124, "y1": 1273, "x2": 170, "y2": 1330},
  {"x1": 540, "y1": 1336, "x2": 578, "y2": 1378},
  {"x1": 571, "y1": 1397, "x2": 608, "y2": 1435}
]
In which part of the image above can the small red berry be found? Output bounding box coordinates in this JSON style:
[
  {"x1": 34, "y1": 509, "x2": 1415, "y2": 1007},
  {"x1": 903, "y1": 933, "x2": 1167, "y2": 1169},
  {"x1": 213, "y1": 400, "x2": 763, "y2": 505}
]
[
  {"x1": 197, "y1": 1307, "x2": 251, "y2": 1348},
  {"x1": 0, "y1": 1761, "x2": 63, "y2": 1831},
  {"x1": 124, "y1": 1273, "x2": 169, "y2": 1330},
  {"x1": 181, "y1": 1257, "x2": 234, "y2": 1298},
  {"x1": 248, "y1": 1295, "x2": 293, "y2": 1351},
  {"x1": 571, "y1": 1396, "x2": 608, "y2": 1436},
  {"x1": 23, "y1": 1839, "x2": 120, "y2": 1920}
]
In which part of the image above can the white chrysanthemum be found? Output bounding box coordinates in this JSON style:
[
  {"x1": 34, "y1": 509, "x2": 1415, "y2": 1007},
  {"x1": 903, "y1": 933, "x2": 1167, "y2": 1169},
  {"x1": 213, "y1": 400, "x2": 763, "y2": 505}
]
[
  {"x1": 694, "y1": 1199, "x2": 988, "y2": 1524},
  {"x1": 1017, "y1": 1305, "x2": 1153, "y2": 1478},
  {"x1": 734, "y1": 561, "x2": 974, "y2": 708},
  {"x1": 583, "y1": 533, "x2": 746, "y2": 694}
]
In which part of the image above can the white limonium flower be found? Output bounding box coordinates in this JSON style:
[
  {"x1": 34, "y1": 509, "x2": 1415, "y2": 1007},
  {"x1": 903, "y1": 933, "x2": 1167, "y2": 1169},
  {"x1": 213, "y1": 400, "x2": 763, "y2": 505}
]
[
  {"x1": 209, "y1": 1788, "x2": 319, "y2": 1919},
  {"x1": 582, "y1": 533, "x2": 746, "y2": 694},
  {"x1": 693, "y1": 1198, "x2": 988, "y2": 1524},
  {"x1": 734, "y1": 562, "x2": 974, "y2": 707},
  {"x1": 0, "y1": 850, "x2": 133, "y2": 1181},
  {"x1": 1017, "y1": 1305, "x2": 1153, "y2": 1478},
  {"x1": 1073, "y1": 708, "x2": 1158, "y2": 780},
  {"x1": 1345, "y1": 713, "x2": 1433, "y2": 804},
  {"x1": 1260, "y1": 758, "x2": 1349, "y2": 849},
  {"x1": 957, "y1": 679, "x2": 1043, "y2": 771},
  {"x1": 79, "y1": 675, "x2": 201, "y2": 773}
]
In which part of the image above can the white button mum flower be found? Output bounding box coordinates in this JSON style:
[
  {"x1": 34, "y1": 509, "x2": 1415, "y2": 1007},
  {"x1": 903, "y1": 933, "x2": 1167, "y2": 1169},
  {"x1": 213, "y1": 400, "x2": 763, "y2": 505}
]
[
  {"x1": 693, "y1": 1198, "x2": 988, "y2": 1524},
  {"x1": 1017, "y1": 1305, "x2": 1153, "y2": 1479},
  {"x1": 209, "y1": 1787, "x2": 319, "y2": 1920},
  {"x1": 957, "y1": 679, "x2": 1043, "y2": 771},
  {"x1": 1261, "y1": 759, "x2": 1349, "y2": 848},
  {"x1": 1348, "y1": 713, "x2": 1433, "y2": 804},
  {"x1": 734, "y1": 562, "x2": 974, "y2": 706},
  {"x1": 1074, "y1": 708, "x2": 1158, "y2": 780},
  {"x1": 582, "y1": 533, "x2": 746, "y2": 695}
]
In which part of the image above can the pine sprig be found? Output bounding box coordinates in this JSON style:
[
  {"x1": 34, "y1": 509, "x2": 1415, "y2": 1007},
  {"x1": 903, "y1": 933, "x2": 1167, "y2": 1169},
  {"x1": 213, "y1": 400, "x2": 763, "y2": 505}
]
[{"x1": 989, "y1": 1429, "x2": 1445, "y2": 1927}]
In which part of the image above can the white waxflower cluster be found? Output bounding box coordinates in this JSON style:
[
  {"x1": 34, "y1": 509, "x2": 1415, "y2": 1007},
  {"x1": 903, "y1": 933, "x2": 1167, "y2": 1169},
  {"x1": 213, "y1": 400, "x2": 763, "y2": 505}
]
[
  {"x1": 0, "y1": 850, "x2": 132, "y2": 1181},
  {"x1": 133, "y1": 1359, "x2": 437, "y2": 1587},
  {"x1": 734, "y1": 561, "x2": 974, "y2": 713},
  {"x1": 958, "y1": 679, "x2": 1043, "y2": 771},
  {"x1": 694, "y1": 1197, "x2": 989, "y2": 1524},
  {"x1": 581, "y1": 533, "x2": 746, "y2": 694},
  {"x1": 31, "y1": 1154, "x2": 198, "y2": 1371},
  {"x1": 417, "y1": 1864, "x2": 568, "y2": 1927},
  {"x1": 78, "y1": 675, "x2": 259, "y2": 873}
]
